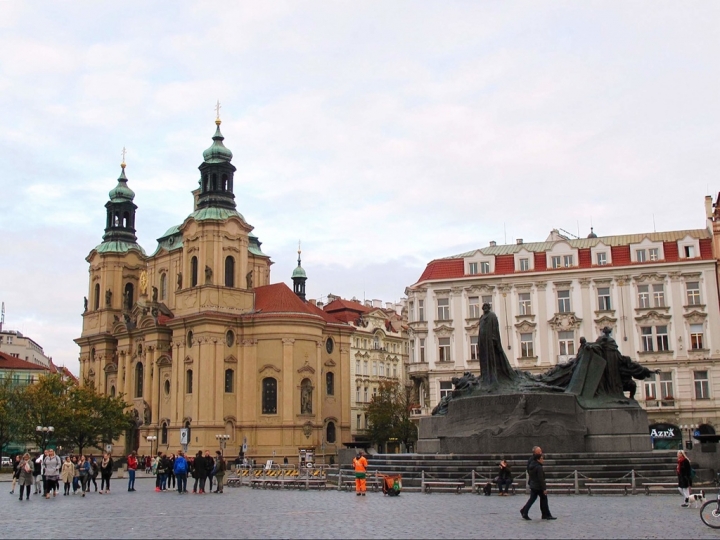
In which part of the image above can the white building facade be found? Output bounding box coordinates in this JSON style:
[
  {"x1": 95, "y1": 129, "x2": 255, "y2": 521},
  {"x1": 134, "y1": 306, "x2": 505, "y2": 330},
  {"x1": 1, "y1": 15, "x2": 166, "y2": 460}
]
[
  {"x1": 406, "y1": 226, "x2": 720, "y2": 436},
  {"x1": 0, "y1": 330, "x2": 54, "y2": 368}
]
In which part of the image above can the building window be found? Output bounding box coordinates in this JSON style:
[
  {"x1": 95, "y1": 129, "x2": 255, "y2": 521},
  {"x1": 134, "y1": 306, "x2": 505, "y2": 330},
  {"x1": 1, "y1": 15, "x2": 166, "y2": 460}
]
[
  {"x1": 644, "y1": 374, "x2": 657, "y2": 400},
  {"x1": 372, "y1": 361, "x2": 377, "y2": 376},
  {"x1": 551, "y1": 256, "x2": 561, "y2": 269},
  {"x1": 164, "y1": 379, "x2": 170, "y2": 396},
  {"x1": 636, "y1": 249, "x2": 647, "y2": 263},
  {"x1": 379, "y1": 363, "x2": 385, "y2": 377},
  {"x1": 660, "y1": 371, "x2": 674, "y2": 403},
  {"x1": 372, "y1": 387, "x2": 377, "y2": 400},
  {"x1": 355, "y1": 359, "x2": 360, "y2": 373},
  {"x1": 596, "y1": 252, "x2": 607, "y2": 266},
  {"x1": 191, "y1": 256, "x2": 198, "y2": 287},
  {"x1": 135, "y1": 362, "x2": 144, "y2": 398},
  {"x1": 653, "y1": 284, "x2": 665, "y2": 307},
  {"x1": 687, "y1": 282, "x2": 701, "y2": 305},
  {"x1": 326, "y1": 372, "x2": 335, "y2": 396},
  {"x1": 225, "y1": 369, "x2": 234, "y2": 393},
  {"x1": 363, "y1": 361, "x2": 368, "y2": 376},
  {"x1": 597, "y1": 287, "x2": 611, "y2": 311},
  {"x1": 470, "y1": 335, "x2": 479, "y2": 361},
  {"x1": 694, "y1": 371, "x2": 710, "y2": 400},
  {"x1": 482, "y1": 295, "x2": 493, "y2": 310},
  {"x1": 160, "y1": 273, "x2": 167, "y2": 300},
  {"x1": 300, "y1": 378, "x2": 313, "y2": 414},
  {"x1": 364, "y1": 387, "x2": 368, "y2": 402},
  {"x1": 638, "y1": 285, "x2": 650, "y2": 308},
  {"x1": 356, "y1": 415, "x2": 361, "y2": 430},
  {"x1": 186, "y1": 370, "x2": 193, "y2": 394},
  {"x1": 439, "y1": 381, "x2": 453, "y2": 399},
  {"x1": 110, "y1": 385, "x2": 116, "y2": 397},
  {"x1": 94, "y1": 283, "x2": 100, "y2": 310},
  {"x1": 690, "y1": 324, "x2": 704, "y2": 350},
  {"x1": 418, "y1": 300, "x2": 425, "y2": 321},
  {"x1": 408, "y1": 301, "x2": 414, "y2": 322},
  {"x1": 437, "y1": 298, "x2": 450, "y2": 320},
  {"x1": 563, "y1": 255, "x2": 573, "y2": 267},
  {"x1": 519, "y1": 258, "x2": 530, "y2": 271},
  {"x1": 480, "y1": 261, "x2": 490, "y2": 274},
  {"x1": 326, "y1": 422, "x2": 336, "y2": 444},
  {"x1": 520, "y1": 333, "x2": 534, "y2": 357},
  {"x1": 684, "y1": 245, "x2": 695, "y2": 258},
  {"x1": 518, "y1": 293, "x2": 532, "y2": 315},
  {"x1": 226, "y1": 330, "x2": 234, "y2": 347},
  {"x1": 161, "y1": 422, "x2": 168, "y2": 445},
  {"x1": 641, "y1": 326, "x2": 669, "y2": 352},
  {"x1": 557, "y1": 290, "x2": 571, "y2": 313},
  {"x1": 419, "y1": 339, "x2": 426, "y2": 362},
  {"x1": 468, "y1": 296, "x2": 480, "y2": 318},
  {"x1": 438, "y1": 337, "x2": 451, "y2": 362},
  {"x1": 186, "y1": 331, "x2": 193, "y2": 348},
  {"x1": 356, "y1": 387, "x2": 360, "y2": 403},
  {"x1": 558, "y1": 331, "x2": 575, "y2": 356},
  {"x1": 225, "y1": 256, "x2": 235, "y2": 287},
  {"x1": 649, "y1": 248, "x2": 659, "y2": 261},
  {"x1": 262, "y1": 377, "x2": 277, "y2": 414},
  {"x1": 124, "y1": 282, "x2": 134, "y2": 310},
  {"x1": 468, "y1": 262, "x2": 478, "y2": 275}
]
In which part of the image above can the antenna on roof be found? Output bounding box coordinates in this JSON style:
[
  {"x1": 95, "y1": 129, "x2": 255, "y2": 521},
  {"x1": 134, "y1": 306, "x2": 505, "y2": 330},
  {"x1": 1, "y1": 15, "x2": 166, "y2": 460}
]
[
  {"x1": 653, "y1": 214, "x2": 656, "y2": 232},
  {"x1": 0, "y1": 302, "x2": 4, "y2": 332},
  {"x1": 504, "y1": 223, "x2": 507, "y2": 244}
]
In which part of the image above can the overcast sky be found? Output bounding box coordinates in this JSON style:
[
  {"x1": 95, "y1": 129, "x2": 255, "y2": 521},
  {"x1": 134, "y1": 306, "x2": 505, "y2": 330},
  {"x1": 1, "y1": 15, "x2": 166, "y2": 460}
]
[{"x1": 0, "y1": 1, "x2": 718, "y2": 374}]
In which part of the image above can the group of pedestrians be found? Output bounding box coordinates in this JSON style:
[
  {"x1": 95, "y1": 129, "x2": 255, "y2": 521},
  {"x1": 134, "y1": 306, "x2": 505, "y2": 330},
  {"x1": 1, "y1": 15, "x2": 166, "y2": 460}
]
[
  {"x1": 10, "y1": 449, "x2": 114, "y2": 501},
  {"x1": 150, "y1": 450, "x2": 226, "y2": 494}
]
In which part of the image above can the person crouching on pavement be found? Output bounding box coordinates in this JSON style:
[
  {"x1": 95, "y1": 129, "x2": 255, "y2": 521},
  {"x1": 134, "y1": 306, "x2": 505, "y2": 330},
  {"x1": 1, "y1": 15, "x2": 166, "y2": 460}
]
[{"x1": 353, "y1": 451, "x2": 368, "y2": 496}]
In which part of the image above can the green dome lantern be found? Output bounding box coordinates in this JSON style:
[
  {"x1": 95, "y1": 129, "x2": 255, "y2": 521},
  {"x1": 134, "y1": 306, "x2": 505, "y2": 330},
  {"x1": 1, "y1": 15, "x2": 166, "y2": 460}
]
[{"x1": 108, "y1": 164, "x2": 135, "y2": 203}]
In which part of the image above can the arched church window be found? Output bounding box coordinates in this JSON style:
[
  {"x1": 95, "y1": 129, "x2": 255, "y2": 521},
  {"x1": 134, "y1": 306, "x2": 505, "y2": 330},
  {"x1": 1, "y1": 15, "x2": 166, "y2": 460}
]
[
  {"x1": 123, "y1": 211, "x2": 130, "y2": 228},
  {"x1": 160, "y1": 273, "x2": 167, "y2": 300},
  {"x1": 164, "y1": 379, "x2": 170, "y2": 396},
  {"x1": 326, "y1": 422, "x2": 336, "y2": 444},
  {"x1": 211, "y1": 173, "x2": 217, "y2": 190},
  {"x1": 124, "y1": 283, "x2": 134, "y2": 310},
  {"x1": 110, "y1": 385, "x2": 116, "y2": 397},
  {"x1": 135, "y1": 362, "x2": 144, "y2": 398},
  {"x1": 203, "y1": 174, "x2": 209, "y2": 192},
  {"x1": 94, "y1": 283, "x2": 100, "y2": 310},
  {"x1": 221, "y1": 174, "x2": 228, "y2": 191},
  {"x1": 225, "y1": 256, "x2": 235, "y2": 287},
  {"x1": 191, "y1": 257, "x2": 198, "y2": 287},
  {"x1": 161, "y1": 422, "x2": 168, "y2": 445},
  {"x1": 186, "y1": 369, "x2": 193, "y2": 394},
  {"x1": 225, "y1": 369, "x2": 234, "y2": 393},
  {"x1": 262, "y1": 377, "x2": 277, "y2": 414},
  {"x1": 326, "y1": 372, "x2": 335, "y2": 396}
]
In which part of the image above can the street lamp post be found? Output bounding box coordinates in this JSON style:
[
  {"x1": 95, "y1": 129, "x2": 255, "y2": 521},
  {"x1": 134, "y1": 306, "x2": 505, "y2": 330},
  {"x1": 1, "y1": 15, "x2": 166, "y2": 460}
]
[
  {"x1": 36, "y1": 426, "x2": 54, "y2": 451},
  {"x1": 147, "y1": 435, "x2": 157, "y2": 456},
  {"x1": 215, "y1": 434, "x2": 230, "y2": 454},
  {"x1": 681, "y1": 424, "x2": 697, "y2": 450}
]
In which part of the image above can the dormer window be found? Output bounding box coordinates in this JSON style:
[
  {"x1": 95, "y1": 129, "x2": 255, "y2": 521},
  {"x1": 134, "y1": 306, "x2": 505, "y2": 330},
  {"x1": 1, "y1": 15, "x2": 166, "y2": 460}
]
[
  {"x1": 597, "y1": 252, "x2": 607, "y2": 265},
  {"x1": 649, "y1": 248, "x2": 659, "y2": 261},
  {"x1": 480, "y1": 261, "x2": 490, "y2": 274},
  {"x1": 684, "y1": 245, "x2": 695, "y2": 258},
  {"x1": 469, "y1": 262, "x2": 478, "y2": 275},
  {"x1": 551, "y1": 256, "x2": 561, "y2": 269},
  {"x1": 636, "y1": 249, "x2": 647, "y2": 263},
  {"x1": 519, "y1": 258, "x2": 530, "y2": 271}
]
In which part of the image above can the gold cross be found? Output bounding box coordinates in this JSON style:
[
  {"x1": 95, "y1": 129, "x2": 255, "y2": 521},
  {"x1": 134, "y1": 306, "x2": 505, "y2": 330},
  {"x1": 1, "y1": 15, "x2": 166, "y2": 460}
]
[
  {"x1": 215, "y1": 100, "x2": 222, "y2": 120},
  {"x1": 121, "y1": 147, "x2": 127, "y2": 167}
]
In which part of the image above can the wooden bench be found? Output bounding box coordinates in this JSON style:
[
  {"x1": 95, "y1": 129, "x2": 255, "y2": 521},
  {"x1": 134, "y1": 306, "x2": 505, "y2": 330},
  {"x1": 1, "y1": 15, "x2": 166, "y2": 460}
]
[
  {"x1": 544, "y1": 483, "x2": 575, "y2": 494},
  {"x1": 423, "y1": 481, "x2": 465, "y2": 494},
  {"x1": 474, "y1": 482, "x2": 518, "y2": 495},
  {"x1": 587, "y1": 483, "x2": 630, "y2": 495},
  {"x1": 643, "y1": 482, "x2": 679, "y2": 495}
]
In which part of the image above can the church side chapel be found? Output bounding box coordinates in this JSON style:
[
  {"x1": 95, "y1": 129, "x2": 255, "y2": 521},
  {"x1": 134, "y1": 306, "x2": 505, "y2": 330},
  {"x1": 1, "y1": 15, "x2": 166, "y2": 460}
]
[{"x1": 75, "y1": 109, "x2": 352, "y2": 461}]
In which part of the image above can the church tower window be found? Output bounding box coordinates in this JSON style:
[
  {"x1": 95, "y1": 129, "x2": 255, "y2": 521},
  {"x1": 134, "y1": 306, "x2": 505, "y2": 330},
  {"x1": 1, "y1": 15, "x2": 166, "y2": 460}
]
[
  {"x1": 225, "y1": 369, "x2": 234, "y2": 393},
  {"x1": 135, "y1": 362, "x2": 144, "y2": 398},
  {"x1": 94, "y1": 283, "x2": 100, "y2": 310},
  {"x1": 191, "y1": 257, "x2": 198, "y2": 287},
  {"x1": 225, "y1": 256, "x2": 235, "y2": 287},
  {"x1": 186, "y1": 370, "x2": 193, "y2": 394},
  {"x1": 124, "y1": 283, "x2": 134, "y2": 311},
  {"x1": 160, "y1": 273, "x2": 167, "y2": 300},
  {"x1": 262, "y1": 377, "x2": 277, "y2": 414}
]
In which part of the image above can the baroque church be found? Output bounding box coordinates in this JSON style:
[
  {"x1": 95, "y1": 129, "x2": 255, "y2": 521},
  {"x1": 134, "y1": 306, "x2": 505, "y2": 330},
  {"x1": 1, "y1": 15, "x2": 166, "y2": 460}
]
[{"x1": 75, "y1": 115, "x2": 352, "y2": 461}]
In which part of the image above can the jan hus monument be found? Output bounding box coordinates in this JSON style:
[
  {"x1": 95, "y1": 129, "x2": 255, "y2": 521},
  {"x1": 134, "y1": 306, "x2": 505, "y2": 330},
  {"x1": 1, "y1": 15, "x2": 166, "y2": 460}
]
[{"x1": 417, "y1": 304, "x2": 657, "y2": 453}]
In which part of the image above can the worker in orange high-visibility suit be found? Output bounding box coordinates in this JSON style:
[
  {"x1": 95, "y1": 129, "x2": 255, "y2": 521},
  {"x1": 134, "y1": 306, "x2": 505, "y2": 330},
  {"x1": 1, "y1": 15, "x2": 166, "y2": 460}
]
[{"x1": 353, "y1": 451, "x2": 368, "y2": 496}]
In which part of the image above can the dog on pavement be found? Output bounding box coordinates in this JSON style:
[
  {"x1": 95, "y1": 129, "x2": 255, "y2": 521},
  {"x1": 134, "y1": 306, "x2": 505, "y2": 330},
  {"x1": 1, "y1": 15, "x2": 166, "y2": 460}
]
[
  {"x1": 686, "y1": 491, "x2": 706, "y2": 508},
  {"x1": 482, "y1": 482, "x2": 492, "y2": 496}
]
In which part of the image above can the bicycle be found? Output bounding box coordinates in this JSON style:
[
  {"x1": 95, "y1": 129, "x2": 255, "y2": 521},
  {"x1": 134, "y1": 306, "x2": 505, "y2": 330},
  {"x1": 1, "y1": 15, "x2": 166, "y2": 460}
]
[{"x1": 700, "y1": 491, "x2": 720, "y2": 529}]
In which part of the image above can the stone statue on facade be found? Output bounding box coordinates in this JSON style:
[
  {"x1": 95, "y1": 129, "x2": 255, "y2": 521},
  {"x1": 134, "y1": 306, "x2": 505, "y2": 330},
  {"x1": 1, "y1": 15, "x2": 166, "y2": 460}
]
[
  {"x1": 205, "y1": 265, "x2": 213, "y2": 284},
  {"x1": 152, "y1": 286, "x2": 158, "y2": 303},
  {"x1": 177, "y1": 272, "x2": 182, "y2": 290},
  {"x1": 83, "y1": 297, "x2": 88, "y2": 312},
  {"x1": 105, "y1": 289, "x2": 112, "y2": 307}
]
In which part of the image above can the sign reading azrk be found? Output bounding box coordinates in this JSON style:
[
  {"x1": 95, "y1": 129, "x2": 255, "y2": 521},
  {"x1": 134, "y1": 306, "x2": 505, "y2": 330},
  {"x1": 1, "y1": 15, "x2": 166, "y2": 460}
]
[{"x1": 651, "y1": 428, "x2": 675, "y2": 438}]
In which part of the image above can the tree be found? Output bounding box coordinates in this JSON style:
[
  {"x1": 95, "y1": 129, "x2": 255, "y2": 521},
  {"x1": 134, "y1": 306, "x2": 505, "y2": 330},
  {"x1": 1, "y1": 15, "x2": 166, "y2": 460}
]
[
  {"x1": 366, "y1": 380, "x2": 418, "y2": 452},
  {"x1": 16, "y1": 374, "x2": 73, "y2": 450},
  {"x1": 0, "y1": 375, "x2": 24, "y2": 458}
]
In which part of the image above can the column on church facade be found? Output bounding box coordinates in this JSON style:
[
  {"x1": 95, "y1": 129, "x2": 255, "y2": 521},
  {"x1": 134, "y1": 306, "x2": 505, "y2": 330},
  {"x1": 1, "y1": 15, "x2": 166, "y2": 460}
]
[
  {"x1": 240, "y1": 339, "x2": 256, "y2": 425},
  {"x1": 282, "y1": 338, "x2": 294, "y2": 423}
]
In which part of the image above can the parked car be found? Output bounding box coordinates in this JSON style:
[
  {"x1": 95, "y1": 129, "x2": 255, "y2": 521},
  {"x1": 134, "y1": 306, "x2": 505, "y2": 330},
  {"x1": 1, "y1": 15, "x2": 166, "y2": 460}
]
[{"x1": 1, "y1": 457, "x2": 12, "y2": 468}]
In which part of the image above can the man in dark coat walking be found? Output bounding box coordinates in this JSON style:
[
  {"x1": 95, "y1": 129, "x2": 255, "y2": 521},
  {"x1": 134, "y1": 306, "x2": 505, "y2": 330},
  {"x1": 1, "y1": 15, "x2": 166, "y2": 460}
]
[{"x1": 521, "y1": 451, "x2": 556, "y2": 521}]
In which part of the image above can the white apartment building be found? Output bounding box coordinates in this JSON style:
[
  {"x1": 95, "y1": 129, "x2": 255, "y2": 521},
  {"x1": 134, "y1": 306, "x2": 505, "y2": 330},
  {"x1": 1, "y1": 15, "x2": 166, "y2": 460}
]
[
  {"x1": 322, "y1": 297, "x2": 408, "y2": 450},
  {"x1": 406, "y1": 220, "x2": 720, "y2": 437},
  {"x1": 0, "y1": 329, "x2": 53, "y2": 368}
]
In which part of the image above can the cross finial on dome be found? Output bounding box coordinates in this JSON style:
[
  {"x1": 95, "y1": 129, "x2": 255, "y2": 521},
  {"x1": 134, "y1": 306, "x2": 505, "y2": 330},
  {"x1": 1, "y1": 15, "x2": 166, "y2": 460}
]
[
  {"x1": 215, "y1": 100, "x2": 222, "y2": 125},
  {"x1": 121, "y1": 146, "x2": 127, "y2": 169}
]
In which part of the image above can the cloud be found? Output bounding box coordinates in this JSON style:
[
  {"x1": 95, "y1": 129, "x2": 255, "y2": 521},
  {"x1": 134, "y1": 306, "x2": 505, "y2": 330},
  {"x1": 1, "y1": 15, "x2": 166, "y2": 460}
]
[{"x1": 0, "y1": 1, "x2": 718, "y2": 374}]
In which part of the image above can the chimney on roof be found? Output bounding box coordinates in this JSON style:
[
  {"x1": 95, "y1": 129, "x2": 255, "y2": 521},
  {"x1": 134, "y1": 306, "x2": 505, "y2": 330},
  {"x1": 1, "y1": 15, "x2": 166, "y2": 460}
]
[
  {"x1": 309, "y1": 299, "x2": 317, "y2": 306},
  {"x1": 373, "y1": 299, "x2": 381, "y2": 308},
  {"x1": 317, "y1": 301, "x2": 324, "y2": 308},
  {"x1": 489, "y1": 241, "x2": 496, "y2": 247},
  {"x1": 517, "y1": 239, "x2": 523, "y2": 245},
  {"x1": 386, "y1": 302, "x2": 393, "y2": 310}
]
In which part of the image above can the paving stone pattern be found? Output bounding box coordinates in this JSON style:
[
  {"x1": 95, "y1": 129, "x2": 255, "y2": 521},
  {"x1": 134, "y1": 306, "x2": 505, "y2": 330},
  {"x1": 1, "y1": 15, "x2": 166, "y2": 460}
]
[{"x1": 0, "y1": 477, "x2": 715, "y2": 539}]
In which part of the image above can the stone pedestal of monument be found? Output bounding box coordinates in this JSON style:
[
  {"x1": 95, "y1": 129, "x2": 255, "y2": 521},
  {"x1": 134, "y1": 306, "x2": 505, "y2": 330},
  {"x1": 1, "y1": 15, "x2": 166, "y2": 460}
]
[{"x1": 417, "y1": 392, "x2": 651, "y2": 454}]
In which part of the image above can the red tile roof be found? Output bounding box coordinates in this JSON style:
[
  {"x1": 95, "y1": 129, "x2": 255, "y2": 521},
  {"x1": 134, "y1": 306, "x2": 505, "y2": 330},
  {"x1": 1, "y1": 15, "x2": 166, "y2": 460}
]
[
  {"x1": 416, "y1": 259, "x2": 464, "y2": 282},
  {"x1": 0, "y1": 351, "x2": 51, "y2": 371},
  {"x1": 324, "y1": 298, "x2": 372, "y2": 324}
]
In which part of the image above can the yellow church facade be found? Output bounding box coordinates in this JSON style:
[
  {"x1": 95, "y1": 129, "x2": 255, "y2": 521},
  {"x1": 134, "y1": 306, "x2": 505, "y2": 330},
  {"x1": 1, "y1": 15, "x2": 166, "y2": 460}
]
[{"x1": 75, "y1": 118, "x2": 352, "y2": 462}]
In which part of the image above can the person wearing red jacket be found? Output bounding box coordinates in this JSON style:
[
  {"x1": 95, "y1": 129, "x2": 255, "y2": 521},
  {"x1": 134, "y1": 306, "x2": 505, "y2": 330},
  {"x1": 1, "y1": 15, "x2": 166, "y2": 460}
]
[{"x1": 127, "y1": 451, "x2": 138, "y2": 492}]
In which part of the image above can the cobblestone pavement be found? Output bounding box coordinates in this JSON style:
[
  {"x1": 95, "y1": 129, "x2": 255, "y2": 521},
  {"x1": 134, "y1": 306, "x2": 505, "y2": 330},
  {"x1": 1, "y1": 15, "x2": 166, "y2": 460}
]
[{"x1": 0, "y1": 478, "x2": 717, "y2": 539}]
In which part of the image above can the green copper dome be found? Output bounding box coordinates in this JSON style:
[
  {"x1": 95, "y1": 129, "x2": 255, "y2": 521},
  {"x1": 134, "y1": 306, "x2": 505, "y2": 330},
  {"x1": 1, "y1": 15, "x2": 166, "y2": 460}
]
[
  {"x1": 202, "y1": 121, "x2": 233, "y2": 164},
  {"x1": 108, "y1": 166, "x2": 135, "y2": 203},
  {"x1": 292, "y1": 265, "x2": 307, "y2": 279}
]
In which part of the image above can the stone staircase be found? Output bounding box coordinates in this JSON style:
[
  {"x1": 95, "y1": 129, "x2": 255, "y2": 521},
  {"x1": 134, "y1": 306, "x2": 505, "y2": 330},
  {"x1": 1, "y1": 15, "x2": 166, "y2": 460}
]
[{"x1": 329, "y1": 451, "x2": 685, "y2": 494}]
